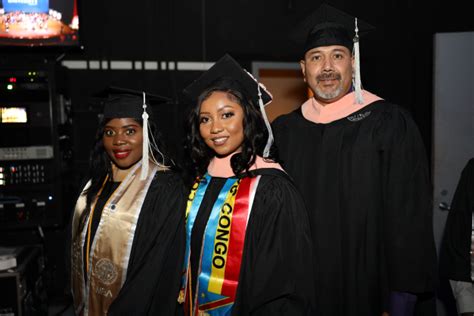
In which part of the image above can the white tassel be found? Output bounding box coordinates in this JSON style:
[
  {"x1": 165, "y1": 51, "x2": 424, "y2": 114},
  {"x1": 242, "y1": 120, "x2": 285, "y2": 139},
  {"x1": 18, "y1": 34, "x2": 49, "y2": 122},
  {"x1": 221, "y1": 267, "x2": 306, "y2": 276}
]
[
  {"x1": 257, "y1": 84, "x2": 274, "y2": 158},
  {"x1": 140, "y1": 92, "x2": 149, "y2": 180},
  {"x1": 353, "y1": 18, "x2": 364, "y2": 105}
]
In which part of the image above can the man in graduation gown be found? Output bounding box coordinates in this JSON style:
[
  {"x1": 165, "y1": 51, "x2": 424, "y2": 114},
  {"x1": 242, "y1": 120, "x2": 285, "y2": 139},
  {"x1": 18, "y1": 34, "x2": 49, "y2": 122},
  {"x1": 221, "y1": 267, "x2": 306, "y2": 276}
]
[{"x1": 272, "y1": 4, "x2": 436, "y2": 315}]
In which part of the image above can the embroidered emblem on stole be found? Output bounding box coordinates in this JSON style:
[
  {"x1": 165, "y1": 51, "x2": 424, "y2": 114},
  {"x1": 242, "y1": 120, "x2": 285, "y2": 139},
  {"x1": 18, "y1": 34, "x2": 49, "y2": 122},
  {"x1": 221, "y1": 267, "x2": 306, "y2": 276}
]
[
  {"x1": 71, "y1": 162, "x2": 158, "y2": 315},
  {"x1": 347, "y1": 111, "x2": 371, "y2": 122}
]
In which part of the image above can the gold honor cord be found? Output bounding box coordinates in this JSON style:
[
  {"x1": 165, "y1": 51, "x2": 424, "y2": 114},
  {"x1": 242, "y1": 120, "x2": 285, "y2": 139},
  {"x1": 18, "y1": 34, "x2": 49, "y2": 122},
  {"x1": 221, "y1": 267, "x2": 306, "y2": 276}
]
[{"x1": 188, "y1": 268, "x2": 193, "y2": 316}]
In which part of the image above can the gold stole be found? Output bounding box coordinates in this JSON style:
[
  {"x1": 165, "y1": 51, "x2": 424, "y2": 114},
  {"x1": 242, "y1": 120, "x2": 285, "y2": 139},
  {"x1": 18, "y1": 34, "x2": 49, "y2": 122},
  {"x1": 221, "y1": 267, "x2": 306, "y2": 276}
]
[{"x1": 71, "y1": 162, "x2": 158, "y2": 315}]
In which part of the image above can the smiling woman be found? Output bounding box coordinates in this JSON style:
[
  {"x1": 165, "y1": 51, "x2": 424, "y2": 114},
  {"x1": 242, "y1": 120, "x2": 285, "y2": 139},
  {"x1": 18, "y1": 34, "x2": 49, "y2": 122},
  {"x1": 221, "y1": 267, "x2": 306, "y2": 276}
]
[
  {"x1": 69, "y1": 91, "x2": 186, "y2": 316},
  {"x1": 178, "y1": 54, "x2": 315, "y2": 316},
  {"x1": 102, "y1": 118, "x2": 144, "y2": 170},
  {"x1": 198, "y1": 91, "x2": 245, "y2": 158}
]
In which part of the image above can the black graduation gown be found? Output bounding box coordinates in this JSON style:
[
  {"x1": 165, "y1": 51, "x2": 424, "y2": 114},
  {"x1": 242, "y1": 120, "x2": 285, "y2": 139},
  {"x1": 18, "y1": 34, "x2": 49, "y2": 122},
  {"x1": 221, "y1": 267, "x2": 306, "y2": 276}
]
[
  {"x1": 440, "y1": 158, "x2": 474, "y2": 282},
  {"x1": 272, "y1": 101, "x2": 436, "y2": 315},
  {"x1": 101, "y1": 171, "x2": 187, "y2": 315},
  {"x1": 183, "y1": 168, "x2": 315, "y2": 315}
]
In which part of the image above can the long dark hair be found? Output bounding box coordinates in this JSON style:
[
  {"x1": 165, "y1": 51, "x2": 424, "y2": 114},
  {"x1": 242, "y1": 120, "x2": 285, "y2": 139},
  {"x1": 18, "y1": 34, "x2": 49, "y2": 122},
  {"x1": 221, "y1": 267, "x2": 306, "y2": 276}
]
[
  {"x1": 77, "y1": 116, "x2": 171, "y2": 231},
  {"x1": 184, "y1": 77, "x2": 276, "y2": 184}
]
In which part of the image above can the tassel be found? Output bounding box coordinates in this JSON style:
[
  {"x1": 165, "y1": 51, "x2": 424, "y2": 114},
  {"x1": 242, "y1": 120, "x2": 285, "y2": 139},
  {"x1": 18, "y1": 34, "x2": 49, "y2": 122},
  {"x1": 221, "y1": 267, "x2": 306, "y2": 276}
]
[
  {"x1": 353, "y1": 18, "x2": 364, "y2": 105},
  {"x1": 140, "y1": 91, "x2": 149, "y2": 180},
  {"x1": 257, "y1": 84, "x2": 274, "y2": 158}
]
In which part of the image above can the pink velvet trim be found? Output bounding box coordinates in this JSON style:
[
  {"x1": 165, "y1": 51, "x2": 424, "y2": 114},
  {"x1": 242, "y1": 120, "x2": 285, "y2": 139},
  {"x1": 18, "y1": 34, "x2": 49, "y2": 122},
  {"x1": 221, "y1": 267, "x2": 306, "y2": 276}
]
[
  {"x1": 207, "y1": 154, "x2": 284, "y2": 178},
  {"x1": 302, "y1": 90, "x2": 383, "y2": 124}
]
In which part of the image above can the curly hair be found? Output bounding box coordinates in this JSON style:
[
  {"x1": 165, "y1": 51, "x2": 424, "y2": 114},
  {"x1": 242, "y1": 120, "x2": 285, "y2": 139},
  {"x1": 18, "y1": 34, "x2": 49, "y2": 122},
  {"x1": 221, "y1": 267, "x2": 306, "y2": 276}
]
[{"x1": 184, "y1": 77, "x2": 276, "y2": 183}]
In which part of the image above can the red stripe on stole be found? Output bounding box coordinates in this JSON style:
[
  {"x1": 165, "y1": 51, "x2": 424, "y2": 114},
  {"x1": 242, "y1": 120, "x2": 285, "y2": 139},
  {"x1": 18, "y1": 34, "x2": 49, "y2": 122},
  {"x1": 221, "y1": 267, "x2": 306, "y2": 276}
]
[
  {"x1": 221, "y1": 177, "x2": 252, "y2": 298},
  {"x1": 199, "y1": 296, "x2": 234, "y2": 311}
]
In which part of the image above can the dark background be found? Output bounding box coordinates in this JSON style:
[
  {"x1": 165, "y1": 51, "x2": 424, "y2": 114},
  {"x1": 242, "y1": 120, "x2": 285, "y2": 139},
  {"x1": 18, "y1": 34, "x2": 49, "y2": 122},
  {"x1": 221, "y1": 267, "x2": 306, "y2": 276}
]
[
  {"x1": 3, "y1": 0, "x2": 472, "y2": 160},
  {"x1": 55, "y1": 0, "x2": 473, "y2": 159},
  {"x1": 0, "y1": 0, "x2": 472, "y2": 313}
]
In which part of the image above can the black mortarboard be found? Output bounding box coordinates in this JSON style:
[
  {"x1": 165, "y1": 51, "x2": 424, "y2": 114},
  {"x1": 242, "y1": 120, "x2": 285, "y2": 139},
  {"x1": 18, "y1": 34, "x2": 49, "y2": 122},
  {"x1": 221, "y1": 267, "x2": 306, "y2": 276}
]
[
  {"x1": 183, "y1": 54, "x2": 272, "y2": 106},
  {"x1": 292, "y1": 4, "x2": 375, "y2": 55},
  {"x1": 293, "y1": 4, "x2": 375, "y2": 105},
  {"x1": 98, "y1": 86, "x2": 170, "y2": 119},
  {"x1": 183, "y1": 54, "x2": 274, "y2": 158}
]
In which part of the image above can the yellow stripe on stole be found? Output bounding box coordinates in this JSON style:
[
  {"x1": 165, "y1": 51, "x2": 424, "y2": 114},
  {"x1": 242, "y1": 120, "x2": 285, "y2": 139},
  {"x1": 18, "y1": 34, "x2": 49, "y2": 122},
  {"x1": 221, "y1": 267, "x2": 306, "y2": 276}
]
[
  {"x1": 208, "y1": 180, "x2": 239, "y2": 294},
  {"x1": 185, "y1": 180, "x2": 200, "y2": 220}
]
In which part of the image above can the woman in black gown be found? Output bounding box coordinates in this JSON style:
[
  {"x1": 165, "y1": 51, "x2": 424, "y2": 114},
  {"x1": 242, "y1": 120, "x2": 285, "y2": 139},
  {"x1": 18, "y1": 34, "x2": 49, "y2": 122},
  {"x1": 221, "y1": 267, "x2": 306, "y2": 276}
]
[
  {"x1": 177, "y1": 54, "x2": 315, "y2": 316},
  {"x1": 70, "y1": 91, "x2": 185, "y2": 315}
]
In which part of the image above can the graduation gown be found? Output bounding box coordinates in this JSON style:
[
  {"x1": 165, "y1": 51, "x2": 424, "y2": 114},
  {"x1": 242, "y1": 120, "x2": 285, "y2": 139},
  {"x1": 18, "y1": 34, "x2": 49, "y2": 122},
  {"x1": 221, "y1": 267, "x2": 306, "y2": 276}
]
[
  {"x1": 272, "y1": 100, "x2": 436, "y2": 315},
  {"x1": 109, "y1": 170, "x2": 186, "y2": 315},
  {"x1": 440, "y1": 158, "x2": 474, "y2": 282},
  {"x1": 73, "y1": 170, "x2": 186, "y2": 315},
  {"x1": 183, "y1": 168, "x2": 315, "y2": 315}
]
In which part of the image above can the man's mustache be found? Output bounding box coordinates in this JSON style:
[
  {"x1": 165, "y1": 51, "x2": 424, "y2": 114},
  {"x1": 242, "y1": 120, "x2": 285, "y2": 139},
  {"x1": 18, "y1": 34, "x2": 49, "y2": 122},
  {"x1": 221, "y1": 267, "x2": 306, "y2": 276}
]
[{"x1": 316, "y1": 72, "x2": 341, "y2": 82}]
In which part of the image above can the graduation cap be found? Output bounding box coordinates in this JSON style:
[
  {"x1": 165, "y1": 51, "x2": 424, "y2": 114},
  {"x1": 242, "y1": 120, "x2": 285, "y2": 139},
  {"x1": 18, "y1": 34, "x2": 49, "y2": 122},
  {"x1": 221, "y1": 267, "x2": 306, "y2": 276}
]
[
  {"x1": 96, "y1": 86, "x2": 171, "y2": 179},
  {"x1": 97, "y1": 86, "x2": 171, "y2": 119},
  {"x1": 183, "y1": 54, "x2": 272, "y2": 106},
  {"x1": 183, "y1": 54, "x2": 274, "y2": 158},
  {"x1": 292, "y1": 4, "x2": 375, "y2": 54},
  {"x1": 292, "y1": 4, "x2": 375, "y2": 104}
]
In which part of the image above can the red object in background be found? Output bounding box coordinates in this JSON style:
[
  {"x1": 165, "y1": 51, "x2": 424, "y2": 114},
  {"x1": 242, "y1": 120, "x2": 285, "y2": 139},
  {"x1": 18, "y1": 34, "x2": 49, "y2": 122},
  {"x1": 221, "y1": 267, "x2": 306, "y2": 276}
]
[
  {"x1": 9, "y1": 77, "x2": 17, "y2": 83},
  {"x1": 73, "y1": 0, "x2": 78, "y2": 20}
]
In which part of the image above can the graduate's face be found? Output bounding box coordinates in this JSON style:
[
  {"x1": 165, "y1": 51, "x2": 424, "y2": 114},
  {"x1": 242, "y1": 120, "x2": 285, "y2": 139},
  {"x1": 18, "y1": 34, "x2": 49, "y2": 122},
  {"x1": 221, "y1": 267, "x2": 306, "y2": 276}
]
[
  {"x1": 103, "y1": 118, "x2": 143, "y2": 169},
  {"x1": 199, "y1": 91, "x2": 245, "y2": 157},
  {"x1": 300, "y1": 45, "x2": 353, "y2": 105}
]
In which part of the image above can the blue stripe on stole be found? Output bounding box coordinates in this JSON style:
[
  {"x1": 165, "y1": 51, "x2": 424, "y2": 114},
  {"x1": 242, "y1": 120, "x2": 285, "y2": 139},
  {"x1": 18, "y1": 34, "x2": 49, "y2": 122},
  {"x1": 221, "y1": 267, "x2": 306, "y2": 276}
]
[
  {"x1": 182, "y1": 175, "x2": 211, "y2": 291},
  {"x1": 198, "y1": 177, "x2": 238, "y2": 308}
]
